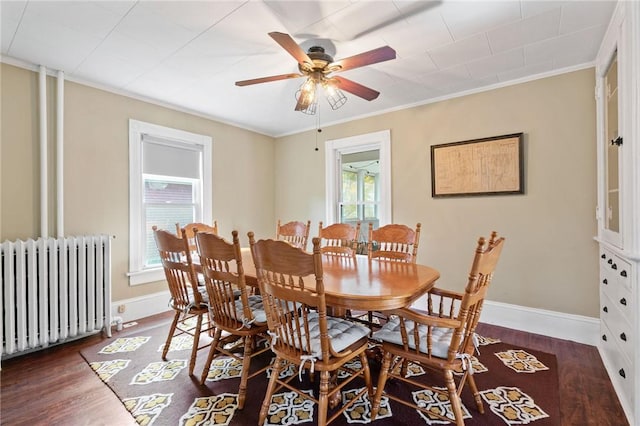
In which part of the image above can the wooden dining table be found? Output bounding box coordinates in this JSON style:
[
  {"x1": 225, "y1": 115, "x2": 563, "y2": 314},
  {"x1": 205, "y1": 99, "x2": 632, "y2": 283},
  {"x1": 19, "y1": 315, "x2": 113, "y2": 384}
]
[{"x1": 239, "y1": 248, "x2": 440, "y2": 313}]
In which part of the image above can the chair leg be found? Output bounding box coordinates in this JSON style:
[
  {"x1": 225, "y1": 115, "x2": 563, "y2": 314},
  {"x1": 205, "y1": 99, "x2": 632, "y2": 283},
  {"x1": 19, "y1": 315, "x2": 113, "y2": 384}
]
[
  {"x1": 237, "y1": 335, "x2": 255, "y2": 409},
  {"x1": 189, "y1": 314, "x2": 203, "y2": 375},
  {"x1": 200, "y1": 328, "x2": 223, "y2": 385},
  {"x1": 444, "y1": 369, "x2": 464, "y2": 426},
  {"x1": 259, "y1": 357, "x2": 284, "y2": 426},
  {"x1": 207, "y1": 312, "x2": 216, "y2": 338},
  {"x1": 328, "y1": 372, "x2": 340, "y2": 409},
  {"x1": 371, "y1": 350, "x2": 392, "y2": 420},
  {"x1": 163, "y1": 311, "x2": 181, "y2": 360},
  {"x1": 466, "y1": 372, "x2": 485, "y2": 414},
  {"x1": 400, "y1": 358, "x2": 409, "y2": 377},
  {"x1": 318, "y1": 370, "x2": 330, "y2": 426},
  {"x1": 359, "y1": 352, "x2": 373, "y2": 398}
]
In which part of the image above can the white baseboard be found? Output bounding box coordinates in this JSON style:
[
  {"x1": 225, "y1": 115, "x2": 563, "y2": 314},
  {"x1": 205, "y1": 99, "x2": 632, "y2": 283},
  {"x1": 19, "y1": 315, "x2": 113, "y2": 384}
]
[
  {"x1": 111, "y1": 293, "x2": 600, "y2": 346},
  {"x1": 481, "y1": 300, "x2": 600, "y2": 346},
  {"x1": 112, "y1": 290, "x2": 172, "y2": 324}
]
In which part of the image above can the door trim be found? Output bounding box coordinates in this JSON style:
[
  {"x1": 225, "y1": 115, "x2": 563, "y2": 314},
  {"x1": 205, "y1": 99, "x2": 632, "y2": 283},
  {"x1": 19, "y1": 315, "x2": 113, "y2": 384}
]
[{"x1": 325, "y1": 130, "x2": 391, "y2": 225}]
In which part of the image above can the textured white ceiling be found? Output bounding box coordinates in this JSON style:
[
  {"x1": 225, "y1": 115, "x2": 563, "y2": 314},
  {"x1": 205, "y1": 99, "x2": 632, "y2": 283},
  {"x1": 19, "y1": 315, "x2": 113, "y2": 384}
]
[{"x1": 1, "y1": 0, "x2": 616, "y2": 137}]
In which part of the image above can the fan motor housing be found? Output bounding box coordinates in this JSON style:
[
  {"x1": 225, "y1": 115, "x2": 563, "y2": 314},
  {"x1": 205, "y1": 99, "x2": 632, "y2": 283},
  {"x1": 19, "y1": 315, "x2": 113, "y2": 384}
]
[{"x1": 300, "y1": 46, "x2": 335, "y2": 73}]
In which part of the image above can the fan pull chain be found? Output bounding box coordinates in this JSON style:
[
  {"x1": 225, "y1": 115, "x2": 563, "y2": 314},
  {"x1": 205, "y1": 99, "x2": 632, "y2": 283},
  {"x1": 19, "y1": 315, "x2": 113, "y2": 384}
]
[
  {"x1": 315, "y1": 128, "x2": 322, "y2": 151},
  {"x1": 314, "y1": 105, "x2": 321, "y2": 151}
]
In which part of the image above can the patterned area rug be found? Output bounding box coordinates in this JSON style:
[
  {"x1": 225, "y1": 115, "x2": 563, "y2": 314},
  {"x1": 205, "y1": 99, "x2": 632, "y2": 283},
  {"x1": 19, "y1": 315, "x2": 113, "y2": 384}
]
[{"x1": 80, "y1": 321, "x2": 560, "y2": 425}]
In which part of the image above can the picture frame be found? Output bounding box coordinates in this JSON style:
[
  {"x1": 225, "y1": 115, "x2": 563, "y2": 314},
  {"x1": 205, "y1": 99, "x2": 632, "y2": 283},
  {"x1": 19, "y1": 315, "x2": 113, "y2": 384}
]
[{"x1": 431, "y1": 133, "x2": 524, "y2": 197}]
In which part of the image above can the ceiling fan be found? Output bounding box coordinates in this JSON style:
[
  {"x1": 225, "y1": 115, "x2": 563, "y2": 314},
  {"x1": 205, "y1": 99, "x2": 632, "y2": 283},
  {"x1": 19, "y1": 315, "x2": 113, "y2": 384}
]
[{"x1": 235, "y1": 32, "x2": 396, "y2": 114}]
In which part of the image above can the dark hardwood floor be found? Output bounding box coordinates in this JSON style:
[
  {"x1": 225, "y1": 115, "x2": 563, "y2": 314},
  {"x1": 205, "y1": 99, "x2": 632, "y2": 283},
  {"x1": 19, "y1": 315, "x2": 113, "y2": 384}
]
[
  {"x1": 1, "y1": 313, "x2": 629, "y2": 426},
  {"x1": 476, "y1": 323, "x2": 628, "y2": 426}
]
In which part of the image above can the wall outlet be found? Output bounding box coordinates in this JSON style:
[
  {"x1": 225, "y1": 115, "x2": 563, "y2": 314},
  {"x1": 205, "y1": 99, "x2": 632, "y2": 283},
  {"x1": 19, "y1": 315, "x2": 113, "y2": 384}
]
[{"x1": 117, "y1": 304, "x2": 126, "y2": 313}]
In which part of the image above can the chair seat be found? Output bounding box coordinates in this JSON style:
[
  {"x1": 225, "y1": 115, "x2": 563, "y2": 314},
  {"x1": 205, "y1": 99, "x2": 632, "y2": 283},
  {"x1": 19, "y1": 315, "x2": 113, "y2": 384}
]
[
  {"x1": 196, "y1": 274, "x2": 243, "y2": 296},
  {"x1": 372, "y1": 316, "x2": 453, "y2": 359},
  {"x1": 231, "y1": 295, "x2": 301, "y2": 326},
  {"x1": 189, "y1": 286, "x2": 209, "y2": 303},
  {"x1": 301, "y1": 312, "x2": 370, "y2": 359},
  {"x1": 233, "y1": 294, "x2": 267, "y2": 324},
  {"x1": 171, "y1": 286, "x2": 209, "y2": 311}
]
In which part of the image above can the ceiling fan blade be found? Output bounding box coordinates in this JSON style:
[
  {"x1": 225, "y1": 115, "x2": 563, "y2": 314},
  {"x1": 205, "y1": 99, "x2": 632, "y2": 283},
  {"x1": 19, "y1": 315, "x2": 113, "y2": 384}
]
[
  {"x1": 235, "y1": 73, "x2": 304, "y2": 87},
  {"x1": 268, "y1": 31, "x2": 313, "y2": 66},
  {"x1": 332, "y1": 46, "x2": 396, "y2": 73},
  {"x1": 333, "y1": 77, "x2": 380, "y2": 101},
  {"x1": 347, "y1": 1, "x2": 440, "y2": 40}
]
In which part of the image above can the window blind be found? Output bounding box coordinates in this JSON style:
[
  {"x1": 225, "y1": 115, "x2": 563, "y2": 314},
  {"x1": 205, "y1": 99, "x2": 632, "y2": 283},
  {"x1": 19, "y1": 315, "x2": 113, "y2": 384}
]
[{"x1": 142, "y1": 134, "x2": 201, "y2": 179}]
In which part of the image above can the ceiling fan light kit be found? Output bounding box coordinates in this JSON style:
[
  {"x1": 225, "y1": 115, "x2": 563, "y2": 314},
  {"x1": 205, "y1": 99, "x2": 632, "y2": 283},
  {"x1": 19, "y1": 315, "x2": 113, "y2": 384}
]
[
  {"x1": 296, "y1": 77, "x2": 317, "y2": 111},
  {"x1": 294, "y1": 76, "x2": 348, "y2": 114},
  {"x1": 323, "y1": 79, "x2": 347, "y2": 110},
  {"x1": 235, "y1": 32, "x2": 396, "y2": 115},
  {"x1": 294, "y1": 87, "x2": 318, "y2": 115},
  {"x1": 298, "y1": 99, "x2": 318, "y2": 115}
]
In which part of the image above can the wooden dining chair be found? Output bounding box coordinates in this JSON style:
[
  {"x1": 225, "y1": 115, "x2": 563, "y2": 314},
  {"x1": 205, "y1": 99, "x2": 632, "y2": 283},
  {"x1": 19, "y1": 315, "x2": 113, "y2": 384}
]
[
  {"x1": 367, "y1": 222, "x2": 421, "y2": 263},
  {"x1": 195, "y1": 230, "x2": 270, "y2": 409},
  {"x1": 276, "y1": 219, "x2": 311, "y2": 250},
  {"x1": 361, "y1": 222, "x2": 422, "y2": 326},
  {"x1": 152, "y1": 226, "x2": 213, "y2": 375},
  {"x1": 248, "y1": 233, "x2": 373, "y2": 426},
  {"x1": 177, "y1": 221, "x2": 219, "y2": 253},
  {"x1": 370, "y1": 232, "x2": 506, "y2": 426},
  {"x1": 317, "y1": 221, "x2": 360, "y2": 257},
  {"x1": 177, "y1": 221, "x2": 219, "y2": 287}
]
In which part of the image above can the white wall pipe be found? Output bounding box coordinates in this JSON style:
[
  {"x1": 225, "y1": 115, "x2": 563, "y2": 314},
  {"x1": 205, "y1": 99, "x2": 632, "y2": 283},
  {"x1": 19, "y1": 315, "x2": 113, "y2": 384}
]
[
  {"x1": 56, "y1": 70, "x2": 64, "y2": 237},
  {"x1": 39, "y1": 65, "x2": 48, "y2": 238}
]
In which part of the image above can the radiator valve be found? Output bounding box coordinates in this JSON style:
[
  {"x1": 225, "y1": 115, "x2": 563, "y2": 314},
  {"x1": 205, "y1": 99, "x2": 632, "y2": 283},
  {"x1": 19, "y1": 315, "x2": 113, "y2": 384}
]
[{"x1": 112, "y1": 316, "x2": 124, "y2": 332}]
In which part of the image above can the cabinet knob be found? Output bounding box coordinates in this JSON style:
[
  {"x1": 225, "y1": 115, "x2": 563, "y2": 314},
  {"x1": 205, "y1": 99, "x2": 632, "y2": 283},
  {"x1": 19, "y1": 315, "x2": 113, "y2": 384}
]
[
  {"x1": 603, "y1": 306, "x2": 608, "y2": 313},
  {"x1": 611, "y1": 263, "x2": 617, "y2": 270},
  {"x1": 602, "y1": 334, "x2": 607, "y2": 341},
  {"x1": 620, "y1": 270, "x2": 627, "y2": 278},
  {"x1": 601, "y1": 254, "x2": 606, "y2": 259},
  {"x1": 620, "y1": 298, "x2": 627, "y2": 306},
  {"x1": 607, "y1": 259, "x2": 613, "y2": 265},
  {"x1": 610, "y1": 136, "x2": 623, "y2": 146},
  {"x1": 620, "y1": 332, "x2": 627, "y2": 341},
  {"x1": 619, "y1": 368, "x2": 626, "y2": 379},
  {"x1": 602, "y1": 278, "x2": 608, "y2": 285}
]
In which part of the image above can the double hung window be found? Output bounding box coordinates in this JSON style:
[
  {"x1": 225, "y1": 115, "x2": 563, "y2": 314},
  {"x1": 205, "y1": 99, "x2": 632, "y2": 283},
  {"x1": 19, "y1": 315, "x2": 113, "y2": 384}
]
[{"x1": 128, "y1": 120, "x2": 212, "y2": 285}]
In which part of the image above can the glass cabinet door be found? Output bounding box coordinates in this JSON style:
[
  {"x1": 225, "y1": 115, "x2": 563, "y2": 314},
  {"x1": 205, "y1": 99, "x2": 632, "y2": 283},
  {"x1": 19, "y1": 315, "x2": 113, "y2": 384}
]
[{"x1": 604, "y1": 52, "x2": 620, "y2": 234}]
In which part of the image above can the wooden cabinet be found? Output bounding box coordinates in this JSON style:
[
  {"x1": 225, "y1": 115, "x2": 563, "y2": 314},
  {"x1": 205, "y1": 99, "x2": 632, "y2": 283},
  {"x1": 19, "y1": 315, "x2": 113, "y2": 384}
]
[
  {"x1": 595, "y1": 3, "x2": 640, "y2": 425},
  {"x1": 599, "y1": 247, "x2": 635, "y2": 416}
]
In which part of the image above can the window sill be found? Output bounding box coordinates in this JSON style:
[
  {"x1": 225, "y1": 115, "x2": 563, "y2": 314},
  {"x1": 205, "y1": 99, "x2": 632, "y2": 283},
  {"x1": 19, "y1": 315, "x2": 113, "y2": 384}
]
[{"x1": 127, "y1": 268, "x2": 165, "y2": 286}]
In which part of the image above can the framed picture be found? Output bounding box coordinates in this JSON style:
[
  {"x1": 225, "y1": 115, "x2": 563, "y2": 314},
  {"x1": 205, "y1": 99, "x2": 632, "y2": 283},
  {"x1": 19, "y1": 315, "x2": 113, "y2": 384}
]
[{"x1": 431, "y1": 133, "x2": 524, "y2": 197}]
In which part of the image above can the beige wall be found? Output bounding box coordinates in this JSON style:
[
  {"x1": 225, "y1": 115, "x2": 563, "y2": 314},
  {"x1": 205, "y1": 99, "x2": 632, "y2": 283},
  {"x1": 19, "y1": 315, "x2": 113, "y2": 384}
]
[
  {"x1": 1, "y1": 62, "x2": 599, "y2": 317},
  {"x1": 274, "y1": 68, "x2": 599, "y2": 317},
  {"x1": 1, "y1": 63, "x2": 276, "y2": 301}
]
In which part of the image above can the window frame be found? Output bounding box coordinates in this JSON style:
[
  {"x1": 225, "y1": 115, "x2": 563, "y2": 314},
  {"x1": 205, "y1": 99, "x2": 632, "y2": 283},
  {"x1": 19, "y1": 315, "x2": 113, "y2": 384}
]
[
  {"x1": 128, "y1": 119, "x2": 212, "y2": 285},
  {"x1": 325, "y1": 130, "x2": 391, "y2": 226}
]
